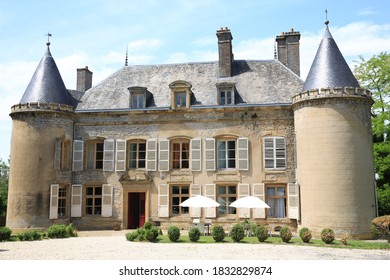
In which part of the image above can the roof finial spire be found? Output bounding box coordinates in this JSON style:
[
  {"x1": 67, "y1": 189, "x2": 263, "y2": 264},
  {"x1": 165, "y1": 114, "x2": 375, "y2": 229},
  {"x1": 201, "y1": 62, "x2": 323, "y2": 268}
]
[
  {"x1": 325, "y1": 9, "x2": 329, "y2": 27},
  {"x1": 125, "y1": 45, "x2": 128, "y2": 66},
  {"x1": 273, "y1": 41, "x2": 277, "y2": 59},
  {"x1": 45, "y1": 32, "x2": 52, "y2": 48}
]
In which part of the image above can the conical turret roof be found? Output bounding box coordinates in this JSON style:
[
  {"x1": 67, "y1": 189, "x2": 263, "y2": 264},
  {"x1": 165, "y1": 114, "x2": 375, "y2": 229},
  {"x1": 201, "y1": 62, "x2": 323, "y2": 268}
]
[
  {"x1": 302, "y1": 24, "x2": 360, "y2": 92},
  {"x1": 19, "y1": 45, "x2": 74, "y2": 106}
]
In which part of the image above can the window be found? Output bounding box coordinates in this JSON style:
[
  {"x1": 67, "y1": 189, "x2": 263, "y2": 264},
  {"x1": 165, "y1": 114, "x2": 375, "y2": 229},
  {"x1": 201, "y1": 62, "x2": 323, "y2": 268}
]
[
  {"x1": 266, "y1": 185, "x2": 286, "y2": 218},
  {"x1": 128, "y1": 140, "x2": 146, "y2": 169},
  {"x1": 171, "y1": 185, "x2": 190, "y2": 215},
  {"x1": 172, "y1": 140, "x2": 190, "y2": 169},
  {"x1": 169, "y1": 80, "x2": 192, "y2": 109},
  {"x1": 217, "y1": 139, "x2": 236, "y2": 169},
  {"x1": 175, "y1": 92, "x2": 187, "y2": 107},
  {"x1": 86, "y1": 141, "x2": 104, "y2": 170},
  {"x1": 54, "y1": 139, "x2": 71, "y2": 171},
  {"x1": 58, "y1": 186, "x2": 67, "y2": 217},
  {"x1": 129, "y1": 86, "x2": 150, "y2": 109},
  {"x1": 132, "y1": 94, "x2": 145, "y2": 108},
  {"x1": 264, "y1": 137, "x2": 286, "y2": 170},
  {"x1": 219, "y1": 90, "x2": 233, "y2": 105},
  {"x1": 217, "y1": 185, "x2": 237, "y2": 216},
  {"x1": 85, "y1": 186, "x2": 102, "y2": 215}
]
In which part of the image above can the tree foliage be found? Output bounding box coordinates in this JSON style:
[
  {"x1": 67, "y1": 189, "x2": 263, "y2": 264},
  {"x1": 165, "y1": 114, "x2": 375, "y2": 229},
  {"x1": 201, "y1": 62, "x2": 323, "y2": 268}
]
[
  {"x1": 354, "y1": 52, "x2": 390, "y2": 215},
  {"x1": 0, "y1": 158, "x2": 10, "y2": 216}
]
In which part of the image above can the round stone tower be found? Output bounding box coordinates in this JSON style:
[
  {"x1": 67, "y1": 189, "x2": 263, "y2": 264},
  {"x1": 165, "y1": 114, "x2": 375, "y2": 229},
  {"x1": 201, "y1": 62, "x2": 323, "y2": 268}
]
[
  {"x1": 292, "y1": 22, "x2": 377, "y2": 238},
  {"x1": 7, "y1": 43, "x2": 75, "y2": 230}
]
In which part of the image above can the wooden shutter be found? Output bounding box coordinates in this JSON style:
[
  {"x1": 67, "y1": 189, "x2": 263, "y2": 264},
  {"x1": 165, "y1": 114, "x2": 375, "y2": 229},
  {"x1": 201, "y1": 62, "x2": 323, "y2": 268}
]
[
  {"x1": 71, "y1": 185, "x2": 82, "y2": 217},
  {"x1": 190, "y1": 138, "x2": 202, "y2": 171},
  {"x1": 158, "y1": 184, "x2": 169, "y2": 217},
  {"x1": 275, "y1": 137, "x2": 286, "y2": 169},
  {"x1": 146, "y1": 139, "x2": 157, "y2": 171},
  {"x1": 115, "y1": 140, "x2": 127, "y2": 171},
  {"x1": 72, "y1": 140, "x2": 84, "y2": 171},
  {"x1": 103, "y1": 139, "x2": 115, "y2": 171},
  {"x1": 102, "y1": 184, "x2": 113, "y2": 217},
  {"x1": 189, "y1": 184, "x2": 201, "y2": 218},
  {"x1": 237, "y1": 137, "x2": 249, "y2": 170},
  {"x1": 287, "y1": 183, "x2": 300, "y2": 220},
  {"x1": 204, "y1": 138, "x2": 215, "y2": 171},
  {"x1": 205, "y1": 184, "x2": 216, "y2": 218},
  {"x1": 159, "y1": 139, "x2": 170, "y2": 171},
  {"x1": 253, "y1": 183, "x2": 266, "y2": 219},
  {"x1": 264, "y1": 137, "x2": 286, "y2": 170},
  {"x1": 237, "y1": 183, "x2": 250, "y2": 218},
  {"x1": 49, "y1": 184, "x2": 59, "y2": 219},
  {"x1": 54, "y1": 138, "x2": 61, "y2": 171}
]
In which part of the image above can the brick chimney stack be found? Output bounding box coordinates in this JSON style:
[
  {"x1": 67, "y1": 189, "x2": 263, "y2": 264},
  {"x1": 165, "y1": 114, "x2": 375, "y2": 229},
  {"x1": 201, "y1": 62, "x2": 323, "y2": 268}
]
[
  {"x1": 276, "y1": 28, "x2": 301, "y2": 77},
  {"x1": 216, "y1": 27, "x2": 233, "y2": 78},
  {"x1": 76, "y1": 66, "x2": 93, "y2": 92}
]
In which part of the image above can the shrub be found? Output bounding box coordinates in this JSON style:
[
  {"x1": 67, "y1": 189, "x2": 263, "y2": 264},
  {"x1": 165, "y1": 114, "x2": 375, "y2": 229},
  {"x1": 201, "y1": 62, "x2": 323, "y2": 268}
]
[
  {"x1": 371, "y1": 215, "x2": 390, "y2": 243},
  {"x1": 299, "y1": 227, "x2": 312, "y2": 243},
  {"x1": 125, "y1": 231, "x2": 139, "y2": 241},
  {"x1": 212, "y1": 224, "x2": 225, "y2": 242},
  {"x1": 66, "y1": 224, "x2": 77, "y2": 237},
  {"x1": 230, "y1": 223, "x2": 245, "y2": 242},
  {"x1": 279, "y1": 226, "x2": 292, "y2": 243},
  {"x1": 167, "y1": 226, "x2": 180, "y2": 242},
  {"x1": 340, "y1": 234, "x2": 351, "y2": 246},
  {"x1": 137, "y1": 228, "x2": 146, "y2": 241},
  {"x1": 143, "y1": 221, "x2": 152, "y2": 230},
  {"x1": 189, "y1": 227, "x2": 201, "y2": 242},
  {"x1": 321, "y1": 228, "x2": 335, "y2": 244},
  {"x1": 0, "y1": 226, "x2": 12, "y2": 241},
  {"x1": 47, "y1": 224, "x2": 69, "y2": 238},
  {"x1": 18, "y1": 229, "x2": 43, "y2": 241},
  {"x1": 145, "y1": 226, "x2": 159, "y2": 242},
  {"x1": 255, "y1": 225, "x2": 269, "y2": 242}
]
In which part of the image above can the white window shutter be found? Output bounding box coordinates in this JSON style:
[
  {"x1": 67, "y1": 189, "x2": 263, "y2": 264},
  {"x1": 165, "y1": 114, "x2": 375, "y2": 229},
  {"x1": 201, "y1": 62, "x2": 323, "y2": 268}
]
[
  {"x1": 237, "y1": 183, "x2": 250, "y2": 218},
  {"x1": 49, "y1": 184, "x2": 59, "y2": 219},
  {"x1": 204, "y1": 138, "x2": 215, "y2": 171},
  {"x1": 158, "y1": 184, "x2": 169, "y2": 217},
  {"x1": 103, "y1": 139, "x2": 115, "y2": 171},
  {"x1": 54, "y1": 138, "x2": 61, "y2": 171},
  {"x1": 264, "y1": 137, "x2": 286, "y2": 170},
  {"x1": 159, "y1": 139, "x2": 170, "y2": 171},
  {"x1": 275, "y1": 137, "x2": 286, "y2": 169},
  {"x1": 72, "y1": 140, "x2": 84, "y2": 171},
  {"x1": 205, "y1": 184, "x2": 216, "y2": 218},
  {"x1": 115, "y1": 140, "x2": 127, "y2": 171},
  {"x1": 253, "y1": 183, "x2": 266, "y2": 219},
  {"x1": 237, "y1": 137, "x2": 249, "y2": 170},
  {"x1": 146, "y1": 139, "x2": 157, "y2": 171},
  {"x1": 71, "y1": 185, "x2": 82, "y2": 217},
  {"x1": 102, "y1": 184, "x2": 113, "y2": 217},
  {"x1": 190, "y1": 138, "x2": 202, "y2": 171},
  {"x1": 287, "y1": 183, "x2": 300, "y2": 220},
  {"x1": 189, "y1": 184, "x2": 201, "y2": 218}
]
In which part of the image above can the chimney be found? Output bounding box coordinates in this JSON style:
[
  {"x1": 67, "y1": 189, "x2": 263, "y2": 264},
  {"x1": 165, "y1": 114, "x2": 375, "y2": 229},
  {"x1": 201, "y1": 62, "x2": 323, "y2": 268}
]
[
  {"x1": 216, "y1": 27, "x2": 233, "y2": 78},
  {"x1": 76, "y1": 66, "x2": 93, "y2": 92},
  {"x1": 275, "y1": 28, "x2": 301, "y2": 77}
]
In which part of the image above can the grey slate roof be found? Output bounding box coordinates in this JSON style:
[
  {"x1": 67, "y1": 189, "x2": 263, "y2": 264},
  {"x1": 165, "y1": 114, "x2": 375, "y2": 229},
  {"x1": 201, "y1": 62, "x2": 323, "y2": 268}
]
[
  {"x1": 19, "y1": 47, "x2": 75, "y2": 106},
  {"x1": 302, "y1": 26, "x2": 360, "y2": 92},
  {"x1": 76, "y1": 60, "x2": 303, "y2": 111}
]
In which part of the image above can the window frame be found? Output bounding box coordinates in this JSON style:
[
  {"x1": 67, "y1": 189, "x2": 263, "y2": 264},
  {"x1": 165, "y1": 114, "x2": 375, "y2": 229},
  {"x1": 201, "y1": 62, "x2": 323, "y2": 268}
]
[
  {"x1": 217, "y1": 138, "x2": 237, "y2": 170},
  {"x1": 171, "y1": 139, "x2": 190, "y2": 170},
  {"x1": 266, "y1": 185, "x2": 287, "y2": 218},
  {"x1": 86, "y1": 140, "x2": 104, "y2": 170},
  {"x1": 171, "y1": 185, "x2": 190, "y2": 216},
  {"x1": 263, "y1": 137, "x2": 287, "y2": 170},
  {"x1": 57, "y1": 185, "x2": 68, "y2": 218},
  {"x1": 217, "y1": 185, "x2": 237, "y2": 217},
  {"x1": 85, "y1": 185, "x2": 103, "y2": 216},
  {"x1": 128, "y1": 140, "x2": 147, "y2": 169},
  {"x1": 216, "y1": 82, "x2": 235, "y2": 106},
  {"x1": 128, "y1": 86, "x2": 149, "y2": 109},
  {"x1": 169, "y1": 80, "x2": 192, "y2": 109}
]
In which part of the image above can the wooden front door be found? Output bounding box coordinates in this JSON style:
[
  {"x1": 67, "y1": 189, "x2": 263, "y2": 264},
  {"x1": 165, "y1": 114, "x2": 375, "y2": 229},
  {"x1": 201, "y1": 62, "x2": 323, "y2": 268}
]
[{"x1": 127, "y1": 192, "x2": 145, "y2": 229}]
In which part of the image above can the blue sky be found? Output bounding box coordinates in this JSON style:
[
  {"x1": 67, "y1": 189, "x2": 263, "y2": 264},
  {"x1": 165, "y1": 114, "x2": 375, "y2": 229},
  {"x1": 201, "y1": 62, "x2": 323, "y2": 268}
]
[{"x1": 0, "y1": 0, "x2": 389, "y2": 161}]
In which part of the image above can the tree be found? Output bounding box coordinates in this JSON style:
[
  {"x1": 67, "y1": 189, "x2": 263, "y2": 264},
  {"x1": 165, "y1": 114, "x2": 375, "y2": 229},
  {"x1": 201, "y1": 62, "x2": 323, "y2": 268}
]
[
  {"x1": 354, "y1": 52, "x2": 390, "y2": 215},
  {"x1": 0, "y1": 158, "x2": 9, "y2": 217}
]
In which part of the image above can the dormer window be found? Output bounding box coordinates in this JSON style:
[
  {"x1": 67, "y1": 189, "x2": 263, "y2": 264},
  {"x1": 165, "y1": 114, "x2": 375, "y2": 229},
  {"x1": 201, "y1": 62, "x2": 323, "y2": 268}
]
[
  {"x1": 216, "y1": 82, "x2": 235, "y2": 105},
  {"x1": 169, "y1": 81, "x2": 192, "y2": 109},
  {"x1": 132, "y1": 93, "x2": 144, "y2": 108},
  {"x1": 128, "y1": 86, "x2": 151, "y2": 109}
]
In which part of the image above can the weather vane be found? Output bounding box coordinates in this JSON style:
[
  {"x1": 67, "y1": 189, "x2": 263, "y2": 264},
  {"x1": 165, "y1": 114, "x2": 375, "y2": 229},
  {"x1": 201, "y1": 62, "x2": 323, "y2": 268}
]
[
  {"x1": 325, "y1": 9, "x2": 329, "y2": 26},
  {"x1": 45, "y1": 32, "x2": 52, "y2": 47}
]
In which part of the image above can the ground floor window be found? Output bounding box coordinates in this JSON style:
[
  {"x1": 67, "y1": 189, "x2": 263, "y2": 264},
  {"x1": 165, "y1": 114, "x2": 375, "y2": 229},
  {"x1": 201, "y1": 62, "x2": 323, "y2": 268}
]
[
  {"x1": 171, "y1": 185, "x2": 189, "y2": 215},
  {"x1": 266, "y1": 185, "x2": 286, "y2": 218},
  {"x1": 58, "y1": 186, "x2": 68, "y2": 217},
  {"x1": 217, "y1": 185, "x2": 237, "y2": 216},
  {"x1": 85, "y1": 186, "x2": 102, "y2": 215}
]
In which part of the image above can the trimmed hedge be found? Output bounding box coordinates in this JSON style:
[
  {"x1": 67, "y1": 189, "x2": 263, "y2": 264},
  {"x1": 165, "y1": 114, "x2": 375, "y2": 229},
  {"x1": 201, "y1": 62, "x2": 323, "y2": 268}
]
[
  {"x1": 212, "y1": 224, "x2": 225, "y2": 242},
  {"x1": 167, "y1": 226, "x2": 180, "y2": 242},
  {"x1": 0, "y1": 226, "x2": 12, "y2": 241}
]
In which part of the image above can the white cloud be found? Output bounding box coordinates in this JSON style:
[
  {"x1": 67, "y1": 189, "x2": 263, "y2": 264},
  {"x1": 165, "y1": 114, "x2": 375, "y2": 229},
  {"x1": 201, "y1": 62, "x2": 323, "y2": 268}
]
[{"x1": 127, "y1": 39, "x2": 164, "y2": 52}]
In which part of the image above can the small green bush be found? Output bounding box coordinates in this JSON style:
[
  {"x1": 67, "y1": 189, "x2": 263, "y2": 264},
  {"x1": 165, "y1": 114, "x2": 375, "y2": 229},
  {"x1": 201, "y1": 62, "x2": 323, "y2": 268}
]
[
  {"x1": 299, "y1": 227, "x2": 312, "y2": 243},
  {"x1": 66, "y1": 224, "x2": 77, "y2": 237},
  {"x1": 230, "y1": 223, "x2": 245, "y2": 242},
  {"x1": 189, "y1": 227, "x2": 201, "y2": 242},
  {"x1": 47, "y1": 224, "x2": 69, "y2": 238},
  {"x1": 212, "y1": 224, "x2": 225, "y2": 242},
  {"x1": 143, "y1": 221, "x2": 152, "y2": 230},
  {"x1": 0, "y1": 226, "x2": 12, "y2": 241},
  {"x1": 279, "y1": 226, "x2": 292, "y2": 243},
  {"x1": 167, "y1": 226, "x2": 180, "y2": 242},
  {"x1": 145, "y1": 226, "x2": 159, "y2": 242},
  {"x1": 321, "y1": 228, "x2": 335, "y2": 244},
  {"x1": 125, "y1": 231, "x2": 139, "y2": 241},
  {"x1": 137, "y1": 228, "x2": 146, "y2": 241},
  {"x1": 371, "y1": 215, "x2": 390, "y2": 243},
  {"x1": 18, "y1": 229, "x2": 43, "y2": 241},
  {"x1": 255, "y1": 225, "x2": 269, "y2": 242}
]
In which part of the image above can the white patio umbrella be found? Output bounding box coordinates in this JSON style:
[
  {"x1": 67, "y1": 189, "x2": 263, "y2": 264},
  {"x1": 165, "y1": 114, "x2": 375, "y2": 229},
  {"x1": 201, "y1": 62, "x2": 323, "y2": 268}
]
[
  {"x1": 230, "y1": 196, "x2": 270, "y2": 209},
  {"x1": 180, "y1": 195, "x2": 220, "y2": 207}
]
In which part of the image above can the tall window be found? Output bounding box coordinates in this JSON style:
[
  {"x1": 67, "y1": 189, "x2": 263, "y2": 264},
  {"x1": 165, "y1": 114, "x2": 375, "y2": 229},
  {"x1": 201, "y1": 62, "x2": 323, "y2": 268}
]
[
  {"x1": 132, "y1": 94, "x2": 145, "y2": 108},
  {"x1": 219, "y1": 90, "x2": 233, "y2": 105},
  {"x1": 217, "y1": 139, "x2": 236, "y2": 169},
  {"x1": 58, "y1": 186, "x2": 67, "y2": 217},
  {"x1": 129, "y1": 141, "x2": 146, "y2": 169},
  {"x1": 86, "y1": 141, "x2": 104, "y2": 170},
  {"x1": 217, "y1": 185, "x2": 237, "y2": 216},
  {"x1": 172, "y1": 140, "x2": 190, "y2": 169},
  {"x1": 85, "y1": 186, "x2": 102, "y2": 215},
  {"x1": 264, "y1": 137, "x2": 286, "y2": 170},
  {"x1": 266, "y1": 185, "x2": 286, "y2": 218},
  {"x1": 171, "y1": 185, "x2": 189, "y2": 215},
  {"x1": 60, "y1": 140, "x2": 71, "y2": 170},
  {"x1": 175, "y1": 92, "x2": 187, "y2": 108}
]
